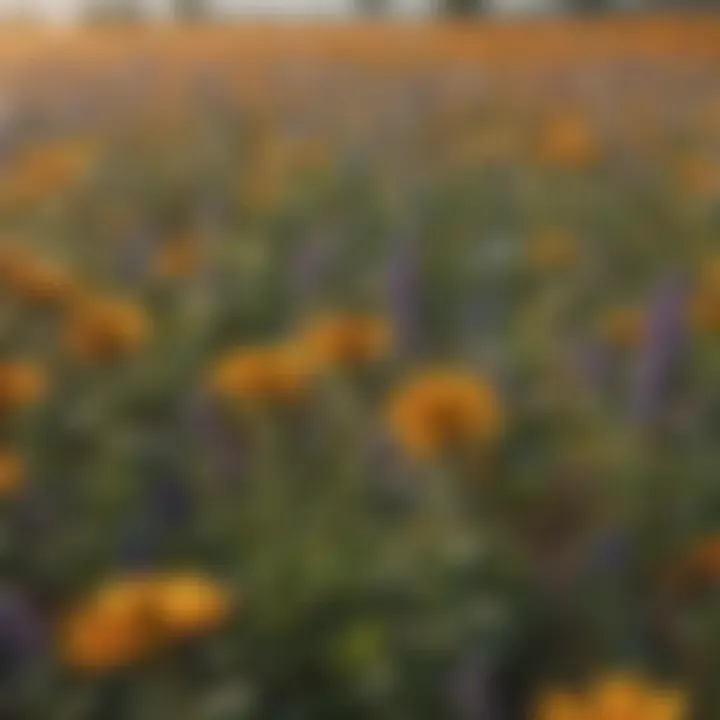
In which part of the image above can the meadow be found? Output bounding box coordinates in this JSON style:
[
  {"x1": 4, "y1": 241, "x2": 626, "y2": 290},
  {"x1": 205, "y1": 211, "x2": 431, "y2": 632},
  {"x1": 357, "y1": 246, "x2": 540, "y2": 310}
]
[{"x1": 0, "y1": 18, "x2": 718, "y2": 719}]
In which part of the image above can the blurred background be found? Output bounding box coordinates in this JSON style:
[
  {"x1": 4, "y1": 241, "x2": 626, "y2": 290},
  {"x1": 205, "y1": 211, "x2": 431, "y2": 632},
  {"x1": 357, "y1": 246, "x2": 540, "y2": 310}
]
[
  {"x1": 0, "y1": 0, "x2": 718, "y2": 719},
  {"x1": 2, "y1": 0, "x2": 720, "y2": 23}
]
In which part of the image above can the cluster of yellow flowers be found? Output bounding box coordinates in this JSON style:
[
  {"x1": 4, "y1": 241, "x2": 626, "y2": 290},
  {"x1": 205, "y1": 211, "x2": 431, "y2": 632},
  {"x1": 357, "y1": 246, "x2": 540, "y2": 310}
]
[
  {"x1": 153, "y1": 232, "x2": 203, "y2": 281},
  {"x1": 0, "y1": 245, "x2": 151, "y2": 500},
  {"x1": 209, "y1": 313, "x2": 502, "y2": 461},
  {"x1": 536, "y1": 673, "x2": 687, "y2": 720},
  {"x1": 0, "y1": 245, "x2": 151, "y2": 363},
  {"x1": 63, "y1": 296, "x2": 150, "y2": 364},
  {"x1": 536, "y1": 114, "x2": 601, "y2": 170},
  {"x1": 0, "y1": 138, "x2": 97, "y2": 213},
  {"x1": 207, "y1": 313, "x2": 393, "y2": 408},
  {"x1": 62, "y1": 572, "x2": 233, "y2": 673},
  {"x1": 0, "y1": 360, "x2": 47, "y2": 500}
]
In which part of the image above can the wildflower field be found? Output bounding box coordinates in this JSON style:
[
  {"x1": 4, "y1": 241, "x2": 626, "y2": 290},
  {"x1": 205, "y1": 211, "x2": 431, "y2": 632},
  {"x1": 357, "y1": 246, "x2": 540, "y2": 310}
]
[{"x1": 0, "y1": 18, "x2": 719, "y2": 719}]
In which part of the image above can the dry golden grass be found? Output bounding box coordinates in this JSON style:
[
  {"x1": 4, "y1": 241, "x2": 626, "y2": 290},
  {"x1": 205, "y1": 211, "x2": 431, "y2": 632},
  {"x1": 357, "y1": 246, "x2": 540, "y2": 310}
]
[{"x1": 0, "y1": 16, "x2": 719, "y2": 74}]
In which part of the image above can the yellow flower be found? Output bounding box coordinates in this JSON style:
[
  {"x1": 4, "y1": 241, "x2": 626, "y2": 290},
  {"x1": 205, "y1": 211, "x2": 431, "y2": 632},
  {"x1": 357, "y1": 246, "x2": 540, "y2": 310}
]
[
  {"x1": 0, "y1": 138, "x2": 96, "y2": 211},
  {"x1": 0, "y1": 448, "x2": 23, "y2": 498},
  {"x1": 3, "y1": 255, "x2": 77, "y2": 309},
  {"x1": 151, "y1": 572, "x2": 233, "y2": 637},
  {"x1": 153, "y1": 235, "x2": 202, "y2": 280},
  {"x1": 527, "y1": 230, "x2": 579, "y2": 272},
  {"x1": 690, "y1": 290, "x2": 720, "y2": 335},
  {"x1": 599, "y1": 307, "x2": 647, "y2": 350},
  {"x1": 0, "y1": 246, "x2": 30, "y2": 279},
  {"x1": 386, "y1": 369, "x2": 502, "y2": 460},
  {"x1": 299, "y1": 314, "x2": 391, "y2": 370},
  {"x1": 589, "y1": 674, "x2": 687, "y2": 720},
  {"x1": 61, "y1": 577, "x2": 158, "y2": 672},
  {"x1": 61, "y1": 572, "x2": 233, "y2": 672},
  {"x1": 537, "y1": 114, "x2": 600, "y2": 169},
  {"x1": 670, "y1": 532, "x2": 720, "y2": 593},
  {"x1": 535, "y1": 689, "x2": 586, "y2": 720},
  {"x1": 691, "y1": 254, "x2": 720, "y2": 334},
  {"x1": 0, "y1": 361, "x2": 47, "y2": 416},
  {"x1": 536, "y1": 675, "x2": 688, "y2": 720},
  {"x1": 209, "y1": 344, "x2": 313, "y2": 405},
  {"x1": 63, "y1": 296, "x2": 150, "y2": 363},
  {"x1": 678, "y1": 155, "x2": 720, "y2": 198}
]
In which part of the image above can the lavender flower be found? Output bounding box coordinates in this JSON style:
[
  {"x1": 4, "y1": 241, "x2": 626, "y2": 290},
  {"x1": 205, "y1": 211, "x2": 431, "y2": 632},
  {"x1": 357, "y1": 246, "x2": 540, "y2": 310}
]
[
  {"x1": 0, "y1": 588, "x2": 43, "y2": 682},
  {"x1": 448, "y1": 652, "x2": 503, "y2": 720},
  {"x1": 632, "y1": 273, "x2": 688, "y2": 424},
  {"x1": 387, "y1": 235, "x2": 422, "y2": 358}
]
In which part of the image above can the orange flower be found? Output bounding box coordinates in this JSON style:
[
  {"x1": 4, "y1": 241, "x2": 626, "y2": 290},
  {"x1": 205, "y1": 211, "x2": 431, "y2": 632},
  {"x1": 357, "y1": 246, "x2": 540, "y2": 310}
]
[
  {"x1": 0, "y1": 361, "x2": 47, "y2": 415},
  {"x1": 589, "y1": 674, "x2": 687, "y2": 720},
  {"x1": 300, "y1": 314, "x2": 391, "y2": 370},
  {"x1": 678, "y1": 155, "x2": 720, "y2": 198},
  {"x1": 153, "y1": 235, "x2": 202, "y2": 280},
  {"x1": 61, "y1": 572, "x2": 234, "y2": 672},
  {"x1": 535, "y1": 689, "x2": 586, "y2": 720},
  {"x1": 690, "y1": 254, "x2": 720, "y2": 334},
  {"x1": 599, "y1": 307, "x2": 647, "y2": 350},
  {"x1": 0, "y1": 448, "x2": 23, "y2": 497},
  {"x1": 673, "y1": 532, "x2": 720, "y2": 589},
  {"x1": 4, "y1": 256, "x2": 77, "y2": 308},
  {"x1": 0, "y1": 138, "x2": 97, "y2": 211},
  {"x1": 527, "y1": 230, "x2": 579, "y2": 272},
  {"x1": 61, "y1": 577, "x2": 158, "y2": 672},
  {"x1": 209, "y1": 344, "x2": 313, "y2": 405},
  {"x1": 690, "y1": 291, "x2": 720, "y2": 335},
  {"x1": 0, "y1": 246, "x2": 30, "y2": 279},
  {"x1": 536, "y1": 674, "x2": 687, "y2": 720},
  {"x1": 537, "y1": 115, "x2": 600, "y2": 169},
  {"x1": 386, "y1": 369, "x2": 502, "y2": 460},
  {"x1": 151, "y1": 572, "x2": 233, "y2": 637},
  {"x1": 64, "y1": 297, "x2": 150, "y2": 363}
]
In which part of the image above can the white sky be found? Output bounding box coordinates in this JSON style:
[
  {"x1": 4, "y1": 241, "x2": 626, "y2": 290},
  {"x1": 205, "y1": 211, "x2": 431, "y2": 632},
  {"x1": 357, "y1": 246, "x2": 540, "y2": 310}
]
[{"x1": 0, "y1": 0, "x2": 439, "y2": 21}]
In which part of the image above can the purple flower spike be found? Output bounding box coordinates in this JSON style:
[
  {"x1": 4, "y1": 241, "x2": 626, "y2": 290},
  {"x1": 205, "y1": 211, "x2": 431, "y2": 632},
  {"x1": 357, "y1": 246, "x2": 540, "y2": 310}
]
[
  {"x1": 632, "y1": 273, "x2": 688, "y2": 425},
  {"x1": 448, "y1": 652, "x2": 503, "y2": 720},
  {"x1": 0, "y1": 588, "x2": 43, "y2": 680},
  {"x1": 388, "y1": 235, "x2": 423, "y2": 358}
]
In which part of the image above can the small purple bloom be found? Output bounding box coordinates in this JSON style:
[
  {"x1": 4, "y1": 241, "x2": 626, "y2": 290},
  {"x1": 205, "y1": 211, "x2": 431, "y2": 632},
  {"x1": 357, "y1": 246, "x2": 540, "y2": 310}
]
[
  {"x1": 448, "y1": 652, "x2": 503, "y2": 720},
  {"x1": 632, "y1": 273, "x2": 688, "y2": 424},
  {"x1": 387, "y1": 235, "x2": 423, "y2": 358},
  {"x1": 0, "y1": 588, "x2": 43, "y2": 680}
]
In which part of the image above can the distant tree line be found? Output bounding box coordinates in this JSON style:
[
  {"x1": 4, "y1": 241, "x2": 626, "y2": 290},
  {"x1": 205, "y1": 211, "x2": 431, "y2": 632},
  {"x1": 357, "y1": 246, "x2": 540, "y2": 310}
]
[
  {"x1": 82, "y1": 0, "x2": 720, "y2": 22},
  {"x1": 83, "y1": 0, "x2": 207, "y2": 23}
]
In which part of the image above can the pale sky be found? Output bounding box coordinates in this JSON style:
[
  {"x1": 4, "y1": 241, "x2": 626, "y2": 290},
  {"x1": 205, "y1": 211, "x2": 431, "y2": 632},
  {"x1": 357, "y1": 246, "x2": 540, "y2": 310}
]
[{"x1": 0, "y1": 0, "x2": 439, "y2": 22}]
